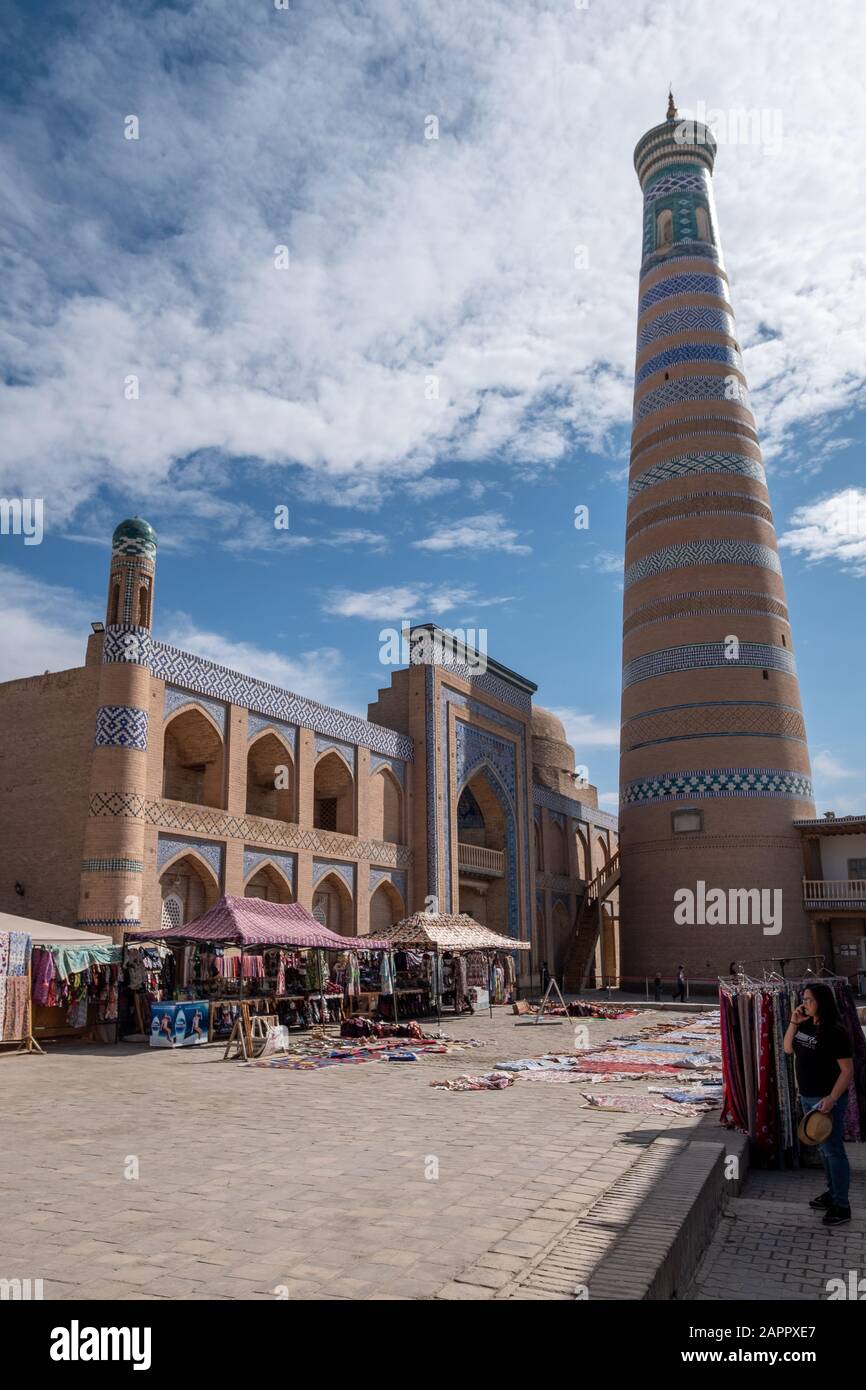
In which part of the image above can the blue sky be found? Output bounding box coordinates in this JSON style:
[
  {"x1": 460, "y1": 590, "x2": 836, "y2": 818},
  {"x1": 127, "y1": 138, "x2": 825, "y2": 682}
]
[{"x1": 1, "y1": 0, "x2": 865, "y2": 815}]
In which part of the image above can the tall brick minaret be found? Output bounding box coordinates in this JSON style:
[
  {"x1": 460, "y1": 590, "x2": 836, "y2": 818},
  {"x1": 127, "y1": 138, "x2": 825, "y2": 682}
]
[
  {"x1": 77, "y1": 518, "x2": 157, "y2": 943},
  {"x1": 618, "y1": 96, "x2": 816, "y2": 983}
]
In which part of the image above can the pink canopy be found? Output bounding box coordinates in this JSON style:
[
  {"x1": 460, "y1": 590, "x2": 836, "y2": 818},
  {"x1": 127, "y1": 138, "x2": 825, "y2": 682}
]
[{"x1": 140, "y1": 895, "x2": 389, "y2": 950}]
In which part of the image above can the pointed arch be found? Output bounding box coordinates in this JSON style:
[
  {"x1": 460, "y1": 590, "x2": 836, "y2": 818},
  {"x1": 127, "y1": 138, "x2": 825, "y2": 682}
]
[
  {"x1": 246, "y1": 731, "x2": 294, "y2": 822},
  {"x1": 548, "y1": 820, "x2": 567, "y2": 876},
  {"x1": 574, "y1": 826, "x2": 589, "y2": 881},
  {"x1": 313, "y1": 749, "x2": 355, "y2": 834},
  {"x1": 312, "y1": 870, "x2": 353, "y2": 936},
  {"x1": 533, "y1": 816, "x2": 543, "y2": 872},
  {"x1": 595, "y1": 834, "x2": 610, "y2": 875},
  {"x1": 369, "y1": 764, "x2": 403, "y2": 844},
  {"x1": 244, "y1": 860, "x2": 293, "y2": 903},
  {"x1": 158, "y1": 850, "x2": 220, "y2": 925},
  {"x1": 162, "y1": 706, "x2": 225, "y2": 808},
  {"x1": 369, "y1": 879, "x2": 403, "y2": 935}
]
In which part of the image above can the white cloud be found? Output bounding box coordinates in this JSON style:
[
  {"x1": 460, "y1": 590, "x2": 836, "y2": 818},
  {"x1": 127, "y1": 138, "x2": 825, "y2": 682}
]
[
  {"x1": 577, "y1": 549, "x2": 623, "y2": 575},
  {"x1": 0, "y1": 567, "x2": 92, "y2": 680},
  {"x1": 412, "y1": 511, "x2": 531, "y2": 554},
  {"x1": 778, "y1": 488, "x2": 866, "y2": 576},
  {"x1": 547, "y1": 707, "x2": 621, "y2": 750},
  {"x1": 404, "y1": 477, "x2": 461, "y2": 500},
  {"x1": 323, "y1": 583, "x2": 511, "y2": 621},
  {"x1": 598, "y1": 791, "x2": 620, "y2": 813},
  {"x1": 3, "y1": 1, "x2": 863, "y2": 517},
  {"x1": 811, "y1": 749, "x2": 860, "y2": 781},
  {"x1": 161, "y1": 614, "x2": 350, "y2": 709}
]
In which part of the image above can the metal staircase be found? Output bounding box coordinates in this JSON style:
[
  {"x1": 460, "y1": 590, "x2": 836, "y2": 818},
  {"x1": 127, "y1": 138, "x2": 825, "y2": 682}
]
[{"x1": 562, "y1": 849, "x2": 621, "y2": 992}]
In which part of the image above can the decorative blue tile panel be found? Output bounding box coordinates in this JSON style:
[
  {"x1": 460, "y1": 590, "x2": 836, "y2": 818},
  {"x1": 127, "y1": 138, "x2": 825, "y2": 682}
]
[
  {"x1": 455, "y1": 720, "x2": 517, "y2": 803},
  {"x1": 157, "y1": 834, "x2": 224, "y2": 881},
  {"x1": 623, "y1": 768, "x2": 814, "y2": 805},
  {"x1": 369, "y1": 867, "x2": 407, "y2": 902},
  {"x1": 637, "y1": 306, "x2": 734, "y2": 351},
  {"x1": 312, "y1": 859, "x2": 356, "y2": 894},
  {"x1": 164, "y1": 686, "x2": 227, "y2": 736},
  {"x1": 644, "y1": 170, "x2": 709, "y2": 199},
  {"x1": 623, "y1": 642, "x2": 796, "y2": 690},
  {"x1": 552, "y1": 892, "x2": 572, "y2": 911},
  {"x1": 370, "y1": 753, "x2": 405, "y2": 785},
  {"x1": 94, "y1": 704, "x2": 149, "y2": 750},
  {"x1": 410, "y1": 650, "x2": 532, "y2": 712},
  {"x1": 101, "y1": 630, "x2": 413, "y2": 759},
  {"x1": 425, "y1": 666, "x2": 438, "y2": 898},
  {"x1": 625, "y1": 541, "x2": 781, "y2": 590},
  {"x1": 243, "y1": 847, "x2": 296, "y2": 889},
  {"x1": 640, "y1": 244, "x2": 722, "y2": 278},
  {"x1": 629, "y1": 453, "x2": 767, "y2": 499},
  {"x1": 314, "y1": 734, "x2": 356, "y2": 770},
  {"x1": 247, "y1": 712, "x2": 297, "y2": 752},
  {"x1": 102, "y1": 624, "x2": 153, "y2": 666},
  {"x1": 636, "y1": 343, "x2": 742, "y2": 386},
  {"x1": 532, "y1": 783, "x2": 619, "y2": 832},
  {"x1": 634, "y1": 375, "x2": 750, "y2": 425},
  {"x1": 639, "y1": 273, "x2": 731, "y2": 315}
]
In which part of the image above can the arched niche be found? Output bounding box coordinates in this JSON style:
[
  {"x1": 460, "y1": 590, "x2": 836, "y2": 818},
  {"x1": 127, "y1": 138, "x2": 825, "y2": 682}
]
[
  {"x1": 369, "y1": 766, "x2": 403, "y2": 843},
  {"x1": 313, "y1": 750, "x2": 355, "y2": 835},
  {"x1": 246, "y1": 732, "x2": 294, "y2": 822},
  {"x1": 369, "y1": 879, "x2": 403, "y2": 935},
  {"x1": 163, "y1": 707, "x2": 225, "y2": 809},
  {"x1": 244, "y1": 861, "x2": 293, "y2": 903},
  {"x1": 312, "y1": 871, "x2": 353, "y2": 936},
  {"x1": 159, "y1": 851, "x2": 220, "y2": 925}
]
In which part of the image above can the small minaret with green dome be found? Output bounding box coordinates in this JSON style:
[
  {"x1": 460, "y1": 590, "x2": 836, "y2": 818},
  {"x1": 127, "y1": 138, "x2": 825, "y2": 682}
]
[{"x1": 106, "y1": 516, "x2": 158, "y2": 629}]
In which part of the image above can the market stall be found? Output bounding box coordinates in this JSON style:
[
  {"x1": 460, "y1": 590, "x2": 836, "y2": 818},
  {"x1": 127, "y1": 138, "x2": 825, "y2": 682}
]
[
  {"x1": 377, "y1": 913, "x2": 530, "y2": 1023},
  {"x1": 123, "y1": 895, "x2": 390, "y2": 1049},
  {"x1": 1, "y1": 914, "x2": 121, "y2": 1048}
]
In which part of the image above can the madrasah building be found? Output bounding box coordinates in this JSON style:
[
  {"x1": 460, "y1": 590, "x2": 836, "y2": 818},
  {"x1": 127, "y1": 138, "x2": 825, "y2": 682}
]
[
  {"x1": 2, "y1": 97, "x2": 864, "y2": 992},
  {"x1": 0, "y1": 515, "x2": 619, "y2": 988}
]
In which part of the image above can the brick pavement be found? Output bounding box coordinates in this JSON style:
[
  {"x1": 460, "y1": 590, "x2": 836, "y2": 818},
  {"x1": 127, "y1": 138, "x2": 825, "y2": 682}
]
[
  {"x1": 686, "y1": 1147, "x2": 866, "y2": 1301},
  {"x1": 0, "y1": 1006, "x2": 710, "y2": 1301}
]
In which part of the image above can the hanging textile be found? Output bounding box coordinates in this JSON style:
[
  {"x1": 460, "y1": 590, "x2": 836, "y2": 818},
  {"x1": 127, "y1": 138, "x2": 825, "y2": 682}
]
[
  {"x1": 720, "y1": 975, "x2": 865, "y2": 1167},
  {"x1": 0, "y1": 931, "x2": 33, "y2": 1041},
  {"x1": 379, "y1": 953, "x2": 394, "y2": 996}
]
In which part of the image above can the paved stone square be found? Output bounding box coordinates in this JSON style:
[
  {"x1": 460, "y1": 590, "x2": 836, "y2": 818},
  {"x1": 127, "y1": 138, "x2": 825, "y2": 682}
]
[
  {"x1": 687, "y1": 1146, "x2": 866, "y2": 1301},
  {"x1": 2, "y1": 1005, "x2": 713, "y2": 1301}
]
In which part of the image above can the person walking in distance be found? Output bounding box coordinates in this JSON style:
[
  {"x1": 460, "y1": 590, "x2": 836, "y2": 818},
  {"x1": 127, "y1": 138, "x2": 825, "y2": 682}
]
[
  {"x1": 653, "y1": 970, "x2": 662, "y2": 1003},
  {"x1": 673, "y1": 964, "x2": 687, "y2": 1003},
  {"x1": 784, "y1": 983, "x2": 854, "y2": 1226}
]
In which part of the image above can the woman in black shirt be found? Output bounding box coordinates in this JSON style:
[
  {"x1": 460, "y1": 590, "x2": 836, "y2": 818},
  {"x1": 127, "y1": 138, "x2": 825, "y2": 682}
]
[{"x1": 784, "y1": 983, "x2": 854, "y2": 1225}]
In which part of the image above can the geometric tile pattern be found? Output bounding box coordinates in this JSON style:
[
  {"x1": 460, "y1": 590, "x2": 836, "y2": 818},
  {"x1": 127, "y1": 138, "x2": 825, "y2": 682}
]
[
  {"x1": 87, "y1": 794, "x2": 413, "y2": 867},
  {"x1": 370, "y1": 754, "x2": 406, "y2": 785},
  {"x1": 622, "y1": 641, "x2": 796, "y2": 689},
  {"x1": 156, "y1": 833, "x2": 224, "y2": 881},
  {"x1": 410, "y1": 650, "x2": 533, "y2": 712},
  {"x1": 80, "y1": 857, "x2": 144, "y2": 874},
  {"x1": 622, "y1": 701, "x2": 807, "y2": 752},
  {"x1": 637, "y1": 305, "x2": 735, "y2": 350},
  {"x1": 369, "y1": 868, "x2": 407, "y2": 902},
  {"x1": 635, "y1": 342, "x2": 742, "y2": 386},
  {"x1": 532, "y1": 783, "x2": 618, "y2": 832},
  {"x1": 633, "y1": 374, "x2": 750, "y2": 425},
  {"x1": 243, "y1": 847, "x2": 296, "y2": 889},
  {"x1": 640, "y1": 243, "x2": 722, "y2": 279},
  {"x1": 163, "y1": 686, "x2": 227, "y2": 736},
  {"x1": 247, "y1": 713, "x2": 297, "y2": 752},
  {"x1": 624, "y1": 540, "x2": 782, "y2": 590},
  {"x1": 453, "y1": 720, "x2": 519, "y2": 936},
  {"x1": 438, "y1": 682, "x2": 533, "y2": 932},
  {"x1": 102, "y1": 626, "x2": 413, "y2": 759},
  {"x1": 314, "y1": 734, "x2": 356, "y2": 770},
  {"x1": 623, "y1": 767, "x2": 814, "y2": 805},
  {"x1": 644, "y1": 170, "x2": 709, "y2": 198},
  {"x1": 639, "y1": 273, "x2": 731, "y2": 315},
  {"x1": 631, "y1": 419, "x2": 759, "y2": 464},
  {"x1": 94, "y1": 705, "x2": 149, "y2": 750},
  {"x1": 628, "y1": 453, "x2": 767, "y2": 499},
  {"x1": 312, "y1": 859, "x2": 356, "y2": 895},
  {"x1": 622, "y1": 588, "x2": 789, "y2": 636},
  {"x1": 102, "y1": 625, "x2": 153, "y2": 666},
  {"x1": 77, "y1": 918, "x2": 142, "y2": 929}
]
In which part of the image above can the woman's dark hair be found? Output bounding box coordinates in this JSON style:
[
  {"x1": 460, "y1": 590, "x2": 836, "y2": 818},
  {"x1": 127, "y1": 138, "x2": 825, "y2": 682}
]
[{"x1": 803, "y1": 982, "x2": 843, "y2": 1032}]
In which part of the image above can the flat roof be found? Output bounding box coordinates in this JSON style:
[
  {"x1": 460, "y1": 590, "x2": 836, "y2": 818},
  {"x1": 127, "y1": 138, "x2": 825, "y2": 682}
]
[{"x1": 794, "y1": 815, "x2": 866, "y2": 835}]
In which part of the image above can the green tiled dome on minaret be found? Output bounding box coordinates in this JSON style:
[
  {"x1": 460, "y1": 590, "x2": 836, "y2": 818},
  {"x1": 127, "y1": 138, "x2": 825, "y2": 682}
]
[{"x1": 112, "y1": 517, "x2": 157, "y2": 557}]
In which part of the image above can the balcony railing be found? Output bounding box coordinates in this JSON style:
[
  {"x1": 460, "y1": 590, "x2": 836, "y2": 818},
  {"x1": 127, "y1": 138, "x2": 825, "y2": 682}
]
[
  {"x1": 803, "y1": 879, "x2": 866, "y2": 909},
  {"x1": 457, "y1": 842, "x2": 505, "y2": 876}
]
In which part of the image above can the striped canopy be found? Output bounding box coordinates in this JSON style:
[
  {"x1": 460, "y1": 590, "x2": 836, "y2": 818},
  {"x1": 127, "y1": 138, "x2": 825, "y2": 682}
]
[{"x1": 142, "y1": 895, "x2": 389, "y2": 950}]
